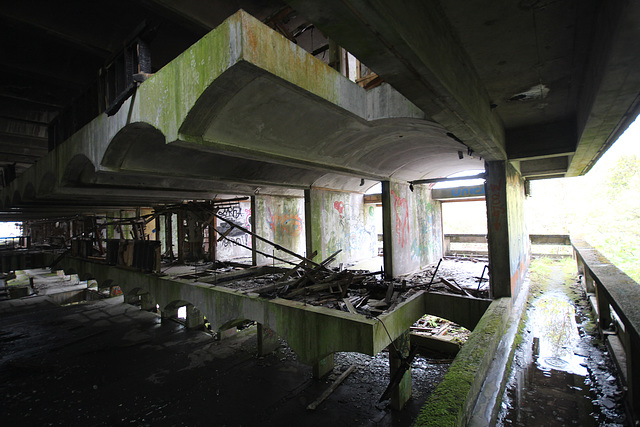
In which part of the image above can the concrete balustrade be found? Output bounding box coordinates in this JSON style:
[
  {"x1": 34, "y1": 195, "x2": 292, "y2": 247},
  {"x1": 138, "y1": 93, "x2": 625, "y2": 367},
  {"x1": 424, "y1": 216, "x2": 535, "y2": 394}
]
[{"x1": 572, "y1": 239, "x2": 640, "y2": 422}]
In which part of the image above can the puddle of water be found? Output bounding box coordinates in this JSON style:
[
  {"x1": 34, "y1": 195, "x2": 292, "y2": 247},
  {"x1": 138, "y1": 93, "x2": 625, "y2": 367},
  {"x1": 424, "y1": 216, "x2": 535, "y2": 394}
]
[{"x1": 499, "y1": 289, "x2": 626, "y2": 426}]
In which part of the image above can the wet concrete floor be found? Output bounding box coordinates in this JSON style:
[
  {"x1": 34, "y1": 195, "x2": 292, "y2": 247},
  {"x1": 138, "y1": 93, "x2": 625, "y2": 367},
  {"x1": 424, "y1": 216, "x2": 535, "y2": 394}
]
[
  {"x1": 0, "y1": 295, "x2": 449, "y2": 426},
  {"x1": 498, "y1": 259, "x2": 627, "y2": 426}
]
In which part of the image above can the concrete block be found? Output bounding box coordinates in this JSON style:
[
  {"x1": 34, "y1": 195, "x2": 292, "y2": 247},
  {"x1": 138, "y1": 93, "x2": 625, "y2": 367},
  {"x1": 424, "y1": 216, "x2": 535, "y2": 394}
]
[
  {"x1": 389, "y1": 330, "x2": 412, "y2": 410},
  {"x1": 312, "y1": 354, "x2": 335, "y2": 379},
  {"x1": 186, "y1": 305, "x2": 205, "y2": 329},
  {"x1": 257, "y1": 323, "x2": 278, "y2": 356}
]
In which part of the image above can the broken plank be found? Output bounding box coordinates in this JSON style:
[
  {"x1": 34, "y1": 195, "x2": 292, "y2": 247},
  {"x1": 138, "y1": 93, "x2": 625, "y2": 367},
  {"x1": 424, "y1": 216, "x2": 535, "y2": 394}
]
[
  {"x1": 343, "y1": 298, "x2": 357, "y2": 314},
  {"x1": 307, "y1": 364, "x2": 357, "y2": 410},
  {"x1": 441, "y1": 278, "x2": 471, "y2": 297}
]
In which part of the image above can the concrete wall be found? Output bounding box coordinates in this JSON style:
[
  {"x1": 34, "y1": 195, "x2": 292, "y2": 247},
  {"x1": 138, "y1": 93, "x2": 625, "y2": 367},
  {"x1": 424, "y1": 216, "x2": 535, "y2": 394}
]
[
  {"x1": 308, "y1": 188, "x2": 377, "y2": 265},
  {"x1": 255, "y1": 195, "x2": 305, "y2": 265},
  {"x1": 215, "y1": 201, "x2": 252, "y2": 261},
  {"x1": 383, "y1": 181, "x2": 443, "y2": 277}
]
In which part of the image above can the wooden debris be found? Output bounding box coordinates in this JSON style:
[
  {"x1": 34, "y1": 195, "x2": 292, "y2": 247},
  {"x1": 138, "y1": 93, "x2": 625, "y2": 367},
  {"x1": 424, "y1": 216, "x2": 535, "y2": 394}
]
[
  {"x1": 343, "y1": 298, "x2": 357, "y2": 314},
  {"x1": 441, "y1": 278, "x2": 472, "y2": 297},
  {"x1": 307, "y1": 364, "x2": 357, "y2": 410}
]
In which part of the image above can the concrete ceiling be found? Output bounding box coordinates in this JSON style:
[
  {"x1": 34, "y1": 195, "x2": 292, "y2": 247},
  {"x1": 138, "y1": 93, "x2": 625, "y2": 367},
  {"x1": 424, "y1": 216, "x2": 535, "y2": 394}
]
[{"x1": 1, "y1": 0, "x2": 639, "y2": 219}]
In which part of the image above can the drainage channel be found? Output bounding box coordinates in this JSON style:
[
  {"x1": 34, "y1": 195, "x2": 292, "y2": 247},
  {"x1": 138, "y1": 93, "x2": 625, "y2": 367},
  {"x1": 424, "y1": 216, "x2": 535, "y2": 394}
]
[{"x1": 498, "y1": 259, "x2": 626, "y2": 426}]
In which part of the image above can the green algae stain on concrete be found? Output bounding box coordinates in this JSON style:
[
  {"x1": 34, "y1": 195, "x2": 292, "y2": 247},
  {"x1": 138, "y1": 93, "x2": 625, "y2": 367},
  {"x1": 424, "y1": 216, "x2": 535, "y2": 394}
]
[
  {"x1": 137, "y1": 13, "x2": 238, "y2": 141},
  {"x1": 239, "y1": 12, "x2": 349, "y2": 109},
  {"x1": 415, "y1": 298, "x2": 510, "y2": 427}
]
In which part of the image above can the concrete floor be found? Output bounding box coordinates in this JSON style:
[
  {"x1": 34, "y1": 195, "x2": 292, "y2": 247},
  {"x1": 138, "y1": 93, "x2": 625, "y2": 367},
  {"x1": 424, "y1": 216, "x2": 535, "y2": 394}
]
[{"x1": 0, "y1": 294, "x2": 450, "y2": 426}]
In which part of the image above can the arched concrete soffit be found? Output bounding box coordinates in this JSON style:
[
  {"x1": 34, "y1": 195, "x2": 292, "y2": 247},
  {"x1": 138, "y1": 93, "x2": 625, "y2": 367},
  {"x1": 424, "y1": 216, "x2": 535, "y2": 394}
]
[
  {"x1": 62, "y1": 154, "x2": 97, "y2": 186},
  {"x1": 194, "y1": 70, "x2": 484, "y2": 182},
  {"x1": 38, "y1": 172, "x2": 57, "y2": 197},
  {"x1": 22, "y1": 182, "x2": 36, "y2": 201},
  {"x1": 12, "y1": 190, "x2": 21, "y2": 206},
  {"x1": 101, "y1": 122, "x2": 166, "y2": 171}
]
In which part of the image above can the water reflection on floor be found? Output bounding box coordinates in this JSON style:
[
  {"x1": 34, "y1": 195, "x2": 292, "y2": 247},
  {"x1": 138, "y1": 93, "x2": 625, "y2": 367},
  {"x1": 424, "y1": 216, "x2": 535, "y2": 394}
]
[{"x1": 499, "y1": 265, "x2": 625, "y2": 426}]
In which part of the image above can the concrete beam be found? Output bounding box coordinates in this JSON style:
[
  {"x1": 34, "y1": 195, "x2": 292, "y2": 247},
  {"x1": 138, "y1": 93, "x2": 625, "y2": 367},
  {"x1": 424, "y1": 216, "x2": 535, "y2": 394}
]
[{"x1": 285, "y1": 0, "x2": 507, "y2": 162}]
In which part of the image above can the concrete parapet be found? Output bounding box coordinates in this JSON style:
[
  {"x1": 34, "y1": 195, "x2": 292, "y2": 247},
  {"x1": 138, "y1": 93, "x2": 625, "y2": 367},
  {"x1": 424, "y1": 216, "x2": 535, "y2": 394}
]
[
  {"x1": 414, "y1": 297, "x2": 512, "y2": 427},
  {"x1": 573, "y1": 238, "x2": 640, "y2": 423}
]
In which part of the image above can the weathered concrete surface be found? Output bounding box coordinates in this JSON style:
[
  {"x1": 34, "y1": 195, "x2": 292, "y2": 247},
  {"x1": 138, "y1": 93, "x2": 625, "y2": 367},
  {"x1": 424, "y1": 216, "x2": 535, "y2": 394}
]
[
  {"x1": 254, "y1": 194, "x2": 306, "y2": 265},
  {"x1": 415, "y1": 297, "x2": 512, "y2": 427},
  {"x1": 383, "y1": 180, "x2": 443, "y2": 278},
  {"x1": 485, "y1": 161, "x2": 530, "y2": 298},
  {"x1": 308, "y1": 188, "x2": 377, "y2": 266},
  {"x1": 573, "y1": 238, "x2": 640, "y2": 421},
  {"x1": 0, "y1": 10, "x2": 483, "y2": 218},
  {"x1": 56, "y1": 257, "x2": 490, "y2": 368},
  {"x1": 56, "y1": 257, "x2": 411, "y2": 365}
]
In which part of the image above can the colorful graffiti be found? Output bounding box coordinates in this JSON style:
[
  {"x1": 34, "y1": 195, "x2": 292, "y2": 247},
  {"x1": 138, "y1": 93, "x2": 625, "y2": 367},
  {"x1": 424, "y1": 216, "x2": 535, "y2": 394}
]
[
  {"x1": 267, "y1": 207, "x2": 302, "y2": 241},
  {"x1": 489, "y1": 178, "x2": 505, "y2": 232},
  {"x1": 326, "y1": 199, "x2": 376, "y2": 258},
  {"x1": 217, "y1": 204, "x2": 252, "y2": 252},
  {"x1": 391, "y1": 190, "x2": 409, "y2": 248},
  {"x1": 410, "y1": 201, "x2": 442, "y2": 262}
]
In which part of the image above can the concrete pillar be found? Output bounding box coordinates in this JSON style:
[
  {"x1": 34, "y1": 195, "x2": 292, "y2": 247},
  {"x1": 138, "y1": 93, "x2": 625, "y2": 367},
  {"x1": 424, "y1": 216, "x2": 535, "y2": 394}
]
[
  {"x1": 185, "y1": 305, "x2": 205, "y2": 329},
  {"x1": 389, "y1": 330, "x2": 412, "y2": 410},
  {"x1": 594, "y1": 283, "x2": 612, "y2": 330},
  {"x1": 218, "y1": 327, "x2": 238, "y2": 340},
  {"x1": 140, "y1": 293, "x2": 155, "y2": 311},
  {"x1": 312, "y1": 354, "x2": 335, "y2": 379},
  {"x1": 304, "y1": 189, "x2": 313, "y2": 261},
  {"x1": 251, "y1": 196, "x2": 257, "y2": 266},
  {"x1": 257, "y1": 323, "x2": 278, "y2": 356},
  {"x1": 584, "y1": 270, "x2": 596, "y2": 294},
  {"x1": 161, "y1": 306, "x2": 178, "y2": 320},
  {"x1": 485, "y1": 161, "x2": 529, "y2": 298},
  {"x1": 627, "y1": 331, "x2": 640, "y2": 420},
  {"x1": 485, "y1": 161, "x2": 511, "y2": 298},
  {"x1": 381, "y1": 180, "x2": 394, "y2": 279}
]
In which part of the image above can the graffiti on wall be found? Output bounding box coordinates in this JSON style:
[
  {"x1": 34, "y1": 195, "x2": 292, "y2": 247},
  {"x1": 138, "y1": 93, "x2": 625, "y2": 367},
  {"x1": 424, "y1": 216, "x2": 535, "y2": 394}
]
[
  {"x1": 410, "y1": 201, "x2": 442, "y2": 261},
  {"x1": 326, "y1": 199, "x2": 376, "y2": 257},
  {"x1": 489, "y1": 178, "x2": 505, "y2": 232},
  {"x1": 391, "y1": 190, "x2": 409, "y2": 248},
  {"x1": 266, "y1": 207, "x2": 302, "y2": 241},
  {"x1": 217, "y1": 204, "x2": 251, "y2": 254}
]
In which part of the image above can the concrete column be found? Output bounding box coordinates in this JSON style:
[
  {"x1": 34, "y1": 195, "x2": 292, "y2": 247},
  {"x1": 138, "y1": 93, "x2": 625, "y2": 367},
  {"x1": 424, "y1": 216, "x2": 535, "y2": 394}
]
[
  {"x1": 595, "y1": 283, "x2": 612, "y2": 330},
  {"x1": 389, "y1": 330, "x2": 412, "y2": 410},
  {"x1": 485, "y1": 161, "x2": 511, "y2": 298},
  {"x1": 140, "y1": 293, "x2": 155, "y2": 311},
  {"x1": 584, "y1": 270, "x2": 596, "y2": 294},
  {"x1": 250, "y1": 196, "x2": 257, "y2": 266},
  {"x1": 257, "y1": 323, "x2": 278, "y2": 356},
  {"x1": 628, "y1": 332, "x2": 640, "y2": 420},
  {"x1": 312, "y1": 354, "x2": 335, "y2": 379},
  {"x1": 381, "y1": 180, "x2": 394, "y2": 279},
  {"x1": 185, "y1": 305, "x2": 205, "y2": 329},
  {"x1": 161, "y1": 306, "x2": 178, "y2": 320},
  {"x1": 304, "y1": 189, "x2": 313, "y2": 260},
  {"x1": 218, "y1": 327, "x2": 238, "y2": 340}
]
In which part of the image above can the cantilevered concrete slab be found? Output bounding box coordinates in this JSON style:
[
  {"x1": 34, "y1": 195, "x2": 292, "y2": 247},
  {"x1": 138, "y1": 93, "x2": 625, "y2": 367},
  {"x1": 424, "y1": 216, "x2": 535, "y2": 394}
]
[
  {"x1": 0, "y1": 10, "x2": 482, "y2": 218},
  {"x1": 58, "y1": 256, "x2": 490, "y2": 366}
]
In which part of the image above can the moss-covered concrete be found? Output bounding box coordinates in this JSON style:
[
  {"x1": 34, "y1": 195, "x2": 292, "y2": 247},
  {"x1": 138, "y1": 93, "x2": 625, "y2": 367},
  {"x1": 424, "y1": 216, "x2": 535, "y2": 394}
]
[
  {"x1": 414, "y1": 297, "x2": 511, "y2": 427},
  {"x1": 56, "y1": 257, "x2": 426, "y2": 366}
]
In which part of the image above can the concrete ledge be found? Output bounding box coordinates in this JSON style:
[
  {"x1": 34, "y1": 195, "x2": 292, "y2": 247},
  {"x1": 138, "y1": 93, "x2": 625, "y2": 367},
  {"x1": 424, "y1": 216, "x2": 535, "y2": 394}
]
[{"x1": 414, "y1": 297, "x2": 511, "y2": 427}]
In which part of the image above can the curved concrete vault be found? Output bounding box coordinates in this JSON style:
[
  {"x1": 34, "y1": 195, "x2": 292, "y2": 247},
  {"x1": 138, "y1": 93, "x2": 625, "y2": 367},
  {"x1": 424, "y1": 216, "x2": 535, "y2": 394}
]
[{"x1": 0, "y1": 10, "x2": 483, "y2": 217}]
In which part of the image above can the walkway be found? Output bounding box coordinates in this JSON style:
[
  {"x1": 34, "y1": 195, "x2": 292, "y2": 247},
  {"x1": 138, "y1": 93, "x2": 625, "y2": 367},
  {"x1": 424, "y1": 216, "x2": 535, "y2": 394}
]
[{"x1": 498, "y1": 258, "x2": 626, "y2": 426}]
